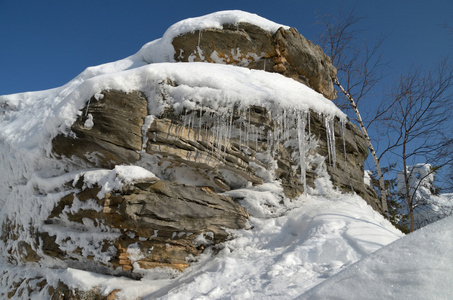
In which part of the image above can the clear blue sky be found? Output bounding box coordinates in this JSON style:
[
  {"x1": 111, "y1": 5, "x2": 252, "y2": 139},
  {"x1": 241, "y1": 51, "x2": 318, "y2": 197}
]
[{"x1": 1, "y1": 0, "x2": 451, "y2": 96}]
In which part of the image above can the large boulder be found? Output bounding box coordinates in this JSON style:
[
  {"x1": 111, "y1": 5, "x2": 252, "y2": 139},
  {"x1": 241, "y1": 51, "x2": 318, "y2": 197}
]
[
  {"x1": 172, "y1": 23, "x2": 337, "y2": 100},
  {"x1": 0, "y1": 14, "x2": 380, "y2": 287}
]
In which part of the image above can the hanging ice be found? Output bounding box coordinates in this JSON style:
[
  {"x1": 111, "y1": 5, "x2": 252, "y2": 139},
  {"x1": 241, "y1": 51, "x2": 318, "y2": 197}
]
[
  {"x1": 325, "y1": 116, "x2": 336, "y2": 168},
  {"x1": 341, "y1": 119, "x2": 347, "y2": 161},
  {"x1": 157, "y1": 85, "x2": 345, "y2": 193},
  {"x1": 297, "y1": 111, "x2": 307, "y2": 193}
]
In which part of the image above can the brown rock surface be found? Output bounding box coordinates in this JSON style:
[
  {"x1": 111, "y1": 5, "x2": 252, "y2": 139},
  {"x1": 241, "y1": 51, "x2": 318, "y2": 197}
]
[
  {"x1": 53, "y1": 90, "x2": 148, "y2": 167},
  {"x1": 37, "y1": 176, "x2": 248, "y2": 276},
  {"x1": 172, "y1": 22, "x2": 337, "y2": 99},
  {"x1": 42, "y1": 86, "x2": 381, "y2": 279}
]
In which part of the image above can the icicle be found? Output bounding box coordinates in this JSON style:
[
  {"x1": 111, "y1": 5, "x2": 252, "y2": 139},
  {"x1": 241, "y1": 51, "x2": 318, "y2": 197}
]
[
  {"x1": 205, "y1": 111, "x2": 210, "y2": 144},
  {"x1": 223, "y1": 111, "x2": 228, "y2": 158},
  {"x1": 186, "y1": 111, "x2": 192, "y2": 137},
  {"x1": 182, "y1": 109, "x2": 188, "y2": 133},
  {"x1": 198, "y1": 30, "x2": 202, "y2": 48},
  {"x1": 198, "y1": 106, "x2": 203, "y2": 141},
  {"x1": 341, "y1": 119, "x2": 347, "y2": 161},
  {"x1": 210, "y1": 112, "x2": 216, "y2": 158},
  {"x1": 221, "y1": 112, "x2": 226, "y2": 159},
  {"x1": 238, "y1": 111, "x2": 242, "y2": 149},
  {"x1": 246, "y1": 108, "x2": 251, "y2": 148},
  {"x1": 268, "y1": 121, "x2": 274, "y2": 155},
  {"x1": 325, "y1": 116, "x2": 337, "y2": 168},
  {"x1": 85, "y1": 98, "x2": 91, "y2": 117},
  {"x1": 227, "y1": 111, "x2": 233, "y2": 149},
  {"x1": 189, "y1": 111, "x2": 195, "y2": 137},
  {"x1": 277, "y1": 109, "x2": 284, "y2": 153},
  {"x1": 282, "y1": 109, "x2": 288, "y2": 142},
  {"x1": 216, "y1": 114, "x2": 222, "y2": 159},
  {"x1": 297, "y1": 111, "x2": 307, "y2": 194},
  {"x1": 325, "y1": 116, "x2": 332, "y2": 165},
  {"x1": 307, "y1": 110, "x2": 311, "y2": 141},
  {"x1": 272, "y1": 112, "x2": 279, "y2": 156},
  {"x1": 141, "y1": 115, "x2": 155, "y2": 152},
  {"x1": 254, "y1": 125, "x2": 258, "y2": 151},
  {"x1": 166, "y1": 120, "x2": 173, "y2": 139}
]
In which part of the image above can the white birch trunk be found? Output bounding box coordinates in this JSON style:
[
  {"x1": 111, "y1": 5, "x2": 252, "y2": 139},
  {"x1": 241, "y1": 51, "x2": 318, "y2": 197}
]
[{"x1": 334, "y1": 78, "x2": 389, "y2": 216}]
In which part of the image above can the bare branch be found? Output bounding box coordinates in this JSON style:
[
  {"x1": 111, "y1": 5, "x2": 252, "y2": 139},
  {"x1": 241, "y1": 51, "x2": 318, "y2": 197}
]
[{"x1": 377, "y1": 59, "x2": 453, "y2": 231}]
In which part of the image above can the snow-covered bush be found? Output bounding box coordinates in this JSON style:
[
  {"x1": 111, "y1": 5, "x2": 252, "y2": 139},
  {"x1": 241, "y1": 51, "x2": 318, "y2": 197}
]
[{"x1": 397, "y1": 164, "x2": 453, "y2": 229}]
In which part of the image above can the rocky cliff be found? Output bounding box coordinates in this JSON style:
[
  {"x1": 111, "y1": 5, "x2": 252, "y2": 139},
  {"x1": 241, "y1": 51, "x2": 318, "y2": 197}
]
[{"x1": 0, "y1": 11, "x2": 380, "y2": 299}]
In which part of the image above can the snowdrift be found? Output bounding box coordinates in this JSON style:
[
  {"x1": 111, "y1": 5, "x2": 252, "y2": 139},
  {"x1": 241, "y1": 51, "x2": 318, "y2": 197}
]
[{"x1": 301, "y1": 214, "x2": 453, "y2": 299}]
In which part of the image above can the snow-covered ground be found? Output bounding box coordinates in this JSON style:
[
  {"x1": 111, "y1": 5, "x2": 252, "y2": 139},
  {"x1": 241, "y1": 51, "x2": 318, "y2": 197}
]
[
  {"x1": 0, "y1": 183, "x2": 404, "y2": 299},
  {"x1": 3, "y1": 182, "x2": 453, "y2": 299},
  {"x1": 1, "y1": 10, "x2": 451, "y2": 299},
  {"x1": 301, "y1": 214, "x2": 453, "y2": 300}
]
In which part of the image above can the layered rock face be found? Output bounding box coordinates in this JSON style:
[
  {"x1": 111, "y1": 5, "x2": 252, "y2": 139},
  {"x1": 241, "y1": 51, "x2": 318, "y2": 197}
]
[
  {"x1": 53, "y1": 89, "x2": 377, "y2": 206},
  {"x1": 0, "y1": 18, "x2": 381, "y2": 297},
  {"x1": 172, "y1": 23, "x2": 337, "y2": 100},
  {"x1": 40, "y1": 176, "x2": 248, "y2": 274}
]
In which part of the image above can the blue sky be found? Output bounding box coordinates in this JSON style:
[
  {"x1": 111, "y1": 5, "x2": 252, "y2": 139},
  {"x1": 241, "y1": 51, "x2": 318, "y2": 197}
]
[{"x1": 1, "y1": 0, "x2": 451, "y2": 96}]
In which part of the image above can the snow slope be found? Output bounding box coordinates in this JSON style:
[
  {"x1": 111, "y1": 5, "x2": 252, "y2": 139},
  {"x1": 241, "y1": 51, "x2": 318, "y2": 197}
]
[
  {"x1": 300, "y1": 214, "x2": 453, "y2": 299},
  {"x1": 0, "y1": 184, "x2": 404, "y2": 299},
  {"x1": 141, "y1": 188, "x2": 402, "y2": 300}
]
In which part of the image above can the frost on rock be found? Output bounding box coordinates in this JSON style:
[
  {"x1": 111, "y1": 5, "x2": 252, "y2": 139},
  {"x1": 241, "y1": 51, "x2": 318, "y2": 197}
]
[
  {"x1": 83, "y1": 113, "x2": 94, "y2": 128},
  {"x1": 364, "y1": 170, "x2": 372, "y2": 186}
]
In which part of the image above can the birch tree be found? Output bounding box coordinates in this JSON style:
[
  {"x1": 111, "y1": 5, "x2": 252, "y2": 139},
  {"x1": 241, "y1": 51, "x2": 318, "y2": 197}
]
[{"x1": 318, "y1": 8, "x2": 389, "y2": 214}]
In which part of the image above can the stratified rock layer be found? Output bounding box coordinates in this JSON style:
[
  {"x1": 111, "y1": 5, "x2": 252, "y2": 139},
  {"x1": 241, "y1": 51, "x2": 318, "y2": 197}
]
[
  {"x1": 53, "y1": 89, "x2": 379, "y2": 207},
  {"x1": 38, "y1": 176, "x2": 248, "y2": 275}
]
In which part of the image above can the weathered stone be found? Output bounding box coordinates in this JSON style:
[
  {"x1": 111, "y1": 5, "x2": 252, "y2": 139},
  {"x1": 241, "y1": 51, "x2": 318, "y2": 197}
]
[
  {"x1": 1, "y1": 275, "x2": 111, "y2": 300},
  {"x1": 274, "y1": 27, "x2": 337, "y2": 100},
  {"x1": 48, "y1": 281, "x2": 106, "y2": 300},
  {"x1": 53, "y1": 90, "x2": 148, "y2": 168},
  {"x1": 172, "y1": 22, "x2": 337, "y2": 99},
  {"x1": 144, "y1": 116, "x2": 265, "y2": 192},
  {"x1": 306, "y1": 112, "x2": 380, "y2": 209},
  {"x1": 38, "y1": 177, "x2": 248, "y2": 276}
]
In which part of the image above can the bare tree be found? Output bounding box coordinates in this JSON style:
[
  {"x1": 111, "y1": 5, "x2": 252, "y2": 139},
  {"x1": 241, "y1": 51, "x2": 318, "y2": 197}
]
[
  {"x1": 318, "y1": 8, "x2": 386, "y2": 111},
  {"x1": 377, "y1": 59, "x2": 453, "y2": 231},
  {"x1": 317, "y1": 8, "x2": 389, "y2": 215}
]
